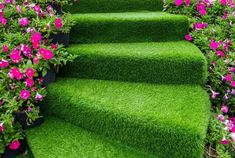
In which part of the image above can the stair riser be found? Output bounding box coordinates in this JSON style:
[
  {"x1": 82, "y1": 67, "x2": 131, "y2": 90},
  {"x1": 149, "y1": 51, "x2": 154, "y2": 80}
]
[
  {"x1": 43, "y1": 96, "x2": 207, "y2": 158},
  {"x1": 59, "y1": 55, "x2": 207, "y2": 85},
  {"x1": 70, "y1": 17, "x2": 189, "y2": 43},
  {"x1": 65, "y1": 0, "x2": 163, "y2": 13}
]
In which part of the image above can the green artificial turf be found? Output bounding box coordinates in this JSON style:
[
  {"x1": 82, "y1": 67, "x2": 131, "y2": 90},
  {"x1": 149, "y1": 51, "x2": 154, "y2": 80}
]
[
  {"x1": 59, "y1": 41, "x2": 207, "y2": 85},
  {"x1": 70, "y1": 12, "x2": 188, "y2": 43},
  {"x1": 42, "y1": 78, "x2": 211, "y2": 158},
  {"x1": 26, "y1": 117, "x2": 156, "y2": 158},
  {"x1": 64, "y1": 0, "x2": 163, "y2": 13}
]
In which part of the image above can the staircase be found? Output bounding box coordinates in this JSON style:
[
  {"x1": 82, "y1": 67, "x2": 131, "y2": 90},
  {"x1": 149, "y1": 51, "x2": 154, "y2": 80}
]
[{"x1": 26, "y1": 1, "x2": 211, "y2": 158}]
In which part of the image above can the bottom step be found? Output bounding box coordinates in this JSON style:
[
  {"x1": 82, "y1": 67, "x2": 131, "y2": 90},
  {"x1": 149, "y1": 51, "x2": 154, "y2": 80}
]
[{"x1": 26, "y1": 117, "x2": 156, "y2": 158}]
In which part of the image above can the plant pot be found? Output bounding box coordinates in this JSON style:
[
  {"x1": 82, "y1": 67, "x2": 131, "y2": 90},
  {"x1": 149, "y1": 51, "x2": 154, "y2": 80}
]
[
  {"x1": 51, "y1": 33, "x2": 70, "y2": 48},
  {"x1": 43, "y1": 68, "x2": 56, "y2": 86},
  {"x1": 14, "y1": 111, "x2": 44, "y2": 130},
  {"x1": 48, "y1": 2, "x2": 63, "y2": 15},
  {"x1": 2, "y1": 139, "x2": 27, "y2": 158}
]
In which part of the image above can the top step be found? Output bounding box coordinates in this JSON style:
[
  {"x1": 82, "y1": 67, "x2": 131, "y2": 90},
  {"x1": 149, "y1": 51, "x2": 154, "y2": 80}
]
[{"x1": 64, "y1": 0, "x2": 163, "y2": 13}]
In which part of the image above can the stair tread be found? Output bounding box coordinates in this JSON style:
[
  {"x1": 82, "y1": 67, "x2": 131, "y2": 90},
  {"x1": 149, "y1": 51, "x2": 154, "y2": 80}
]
[
  {"x1": 65, "y1": 0, "x2": 163, "y2": 13},
  {"x1": 27, "y1": 117, "x2": 156, "y2": 158},
  {"x1": 43, "y1": 78, "x2": 210, "y2": 157},
  {"x1": 70, "y1": 12, "x2": 188, "y2": 43},
  {"x1": 59, "y1": 41, "x2": 207, "y2": 84}
]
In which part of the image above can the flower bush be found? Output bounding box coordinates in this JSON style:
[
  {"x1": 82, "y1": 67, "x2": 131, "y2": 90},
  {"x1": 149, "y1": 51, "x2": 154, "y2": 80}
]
[
  {"x1": 164, "y1": 0, "x2": 235, "y2": 157},
  {"x1": 0, "y1": 0, "x2": 76, "y2": 154}
]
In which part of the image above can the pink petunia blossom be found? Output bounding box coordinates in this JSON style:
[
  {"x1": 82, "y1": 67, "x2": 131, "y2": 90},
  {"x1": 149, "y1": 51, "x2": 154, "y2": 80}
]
[
  {"x1": 35, "y1": 93, "x2": 43, "y2": 101},
  {"x1": 0, "y1": 59, "x2": 9, "y2": 69},
  {"x1": 21, "y1": 44, "x2": 32, "y2": 58},
  {"x1": 220, "y1": 0, "x2": 227, "y2": 5},
  {"x1": 221, "y1": 138, "x2": 229, "y2": 145},
  {"x1": 9, "y1": 140, "x2": 20, "y2": 150},
  {"x1": 224, "y1": 74, "x2": 233, "y2": 82},
  {"x1": 2, "y1": 45, "x2": 9, "y2": 53},
  {"x1": 210, "y1": 39, "x2": 222, "y2": 50},
  {"x1": 221, "y1": 105, "x2": 229, "y2": 113},
  {"x1": 25, "y1": 78, "x2": 34, "y2": 87},
  {"x1": 8, "y1": 68, "x2": 23, "y2": 80},
  {"x1": 185, "y1": 0, "x2": 191, "y2": 6},
  {"x1": 230, "y1": 67, "x2": 235, "y2": 72},
  {"x1": 10, "y1": 49, "x2": 21, "y2": 63},
  {"x1": 218, "y1": 114, "x2": 225, "y2": 121},
  {"x1": 231, "y1": 81, "x2": 235, "y2": 88},
  {"x1": 30, "y1": 32, "x2": 42, "y2": 44},
  {"x1": 0, "y1": 2, "x2": 4, "y2": 10},
  {"x1": 175, "y1": 0, "x2": 183, "y2": 6},
  {"x1": 26, "y1": 68, "x2": 35, "y2": 78},
  {"x1": 0, "y1": 123, "x2": 4, "y2": 133},
  {"x1": 216, "y1": 50, "x2": 224, "y2": 57},
  {"x1": 34, "y1": 5, "x2": 41, "y2": 14},
  {"x1": 20, "y1": 90, "x2": 31, "y2": 100},
  {"x1": 19, "y1": 18, "x2": 29, "y2": 27},
  {"x1": 211, "y1": 90, "x2": 219, "y2": 99},
  {"x1": 185, "y1": 34, "x2": 193, "y2": 41},
  {"x1": 54, "y1": 18, "x2": 63, "y2": 29},
  {"x1": 39, "y1": 48, "x2": 54, "y2": 60},
  {"x1": 194, "y1": 22, "x2": 208, "y2": 30}
]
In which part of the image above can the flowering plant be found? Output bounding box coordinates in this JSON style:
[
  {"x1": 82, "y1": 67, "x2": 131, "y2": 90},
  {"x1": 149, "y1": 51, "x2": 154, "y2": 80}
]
[
  {"x1": 164, "y1": 0, "x2": 235, "y2": 157},
  {"x1": 0, "y1": 0, "x2": 75, "y2": 154}
]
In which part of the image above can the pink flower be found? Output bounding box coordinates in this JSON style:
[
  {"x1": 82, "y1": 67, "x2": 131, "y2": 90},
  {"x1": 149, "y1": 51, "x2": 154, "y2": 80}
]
[
  {"x1": 197, "y1": 3, "x2": 205, "y2": 11},
  {"x1": 216, "y1": 50, "x2": 224, "y2": 57},
  {"x1": 34, "y1": 5, "x2": 41, "y2": 14},
  {"x1": 5, "y1": 0, "x2": 11, "y2": 4},
  {"x1": 0, "y1": 123, "x2": 4, "y2": 133},
  {"x1": 194, "y1": 22, "x2": 208, "y2": 30},
  {"x1": 211, "y1": 90, "x2": 219, "y2": 99},
  {"x1": 199, "y1": 9, "x2": 206, "y2": 15},
  {"x1": 221, "y1": 138, "x2": 229, "y2": 145},
  {"x1": 25, "y1": 78, "x2": 34, "y2": 87},
  {"x1": 9, "y1": 68, "x2": 23, "y2": 80},
  {"x1": 9, "y1": 140, "x2": 20, "y2": 150},
  {"x1": 231, "y1": 81, "x2": 235, "y2": 88},
  {"x1": 218, "y1": 114, "x2": 225, "y2": 121},
  {"x1": 54, "y1": 18, "x2": 63, "y2": 29},
  {"x1": 0, "y1": 2, "x2": 4, "y2": 10},
  {"x1": 26, "y1": 68, "x2": 35, "y2": 78},
  {"x1": 185, "y1": 34, "x2": 193, "y2": 41},
  {"x1": 175, "y1": 0, "x2": 183, "y2": 6},
  {"x1": 210, "y1": 39, "x2": 222, "y2": 50},
  {"x1": 21, "y1": 44, "x2": 32, "y2": 58},
  {"x1": 0, "y1": 17, "x2": 7, "y2": 26},
  {"x1": 185, "y1": 0, "x2": 191, "y2": 6},
  {"x1": 35, "y1": 93, "x2": 43, "y2": 101},
  {"x1": 33, "y1": 56, "x2": 39, "y2": 64},
  {"x1": 230, "y1": 67, "x2": 235, "y2": 73},
  {"x1": 10, "y1": 49, "x2": 21, "y2": 63},
  {"x1": 20, "y1": 90, "x2": 31, "y2": 100},
  {"x1": 16, "y1": 5, "x2": 21, "y2": 13},
  {"x1": 0, "y1": 59, "x2": 9, "y2": 69},
  {"x1": 224, "y1": 74, "x2": 233, "y2": 82},
  {"x1": 220, "y1": 0, "x2": 227, "y2": 5},
  {"x1": 19, "y1": 18, "x2": 29, "y2": 27},
  {"x1": 30, "y1": 32, "x2": 42, "y2": 44},
  {"x1": 39, "y1": 48, "x2": 54, "y2": 60},
  {"x1": 2, "y1": 45, "x2": 9, "y2": 53},
  {"x1": 221, "y1": 105, "x2": 229, "y2": 113}
]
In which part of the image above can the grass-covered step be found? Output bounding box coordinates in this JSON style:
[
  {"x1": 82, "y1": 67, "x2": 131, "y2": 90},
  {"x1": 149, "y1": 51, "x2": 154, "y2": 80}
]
[
  {"x1": 64, "y1": 0, "x2": 163, "y2": 13},
  {"x1": 59, "y1": 41, "x2": 207, "y2": 85},
  {"x1": 43, "y1": 78, "x2": 211, "y2": 158},
  {"x1": 26, "y1": 117, "x2": 156, "y2": 158},
  {"x1": 70, "y1": 12, "x2": 188, "y2": 43}
]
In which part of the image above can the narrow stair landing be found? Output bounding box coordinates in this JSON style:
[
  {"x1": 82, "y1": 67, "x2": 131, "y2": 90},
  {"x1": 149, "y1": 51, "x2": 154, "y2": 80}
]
[{"x1": 26, "y1": 0, "x2": 211, "y2": 158}]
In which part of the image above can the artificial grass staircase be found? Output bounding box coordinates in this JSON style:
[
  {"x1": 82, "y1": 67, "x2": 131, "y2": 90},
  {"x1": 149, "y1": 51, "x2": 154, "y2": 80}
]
[{"x1": 26, "y1": 1, "x2": 211, "y2": 158}]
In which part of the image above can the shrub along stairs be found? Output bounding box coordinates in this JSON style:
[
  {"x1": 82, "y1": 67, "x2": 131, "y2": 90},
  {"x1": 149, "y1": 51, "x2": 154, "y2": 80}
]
[{"x1": 26, "y1": 1, "x2": 211, "y2": 158}]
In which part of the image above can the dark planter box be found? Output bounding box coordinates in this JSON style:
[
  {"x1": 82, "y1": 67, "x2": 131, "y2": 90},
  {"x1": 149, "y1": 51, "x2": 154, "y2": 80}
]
[
  {"x1": 43, "y1": 68, "x2": 56, "y2": 86},
  {"x1": 2, "y1": 139, "x2": 27, "y2": 158},
  {"x1": 51, "y1": 33, "x2": 70, "y2": 48},
  {"x1": 49, "y1": 2, "x2": 62, "y2": 15},
  {"x1": 14, "y1": 111, "x2": 44, "y2": 130}
]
